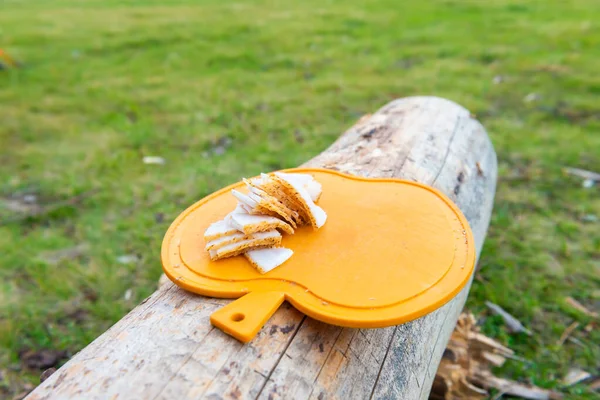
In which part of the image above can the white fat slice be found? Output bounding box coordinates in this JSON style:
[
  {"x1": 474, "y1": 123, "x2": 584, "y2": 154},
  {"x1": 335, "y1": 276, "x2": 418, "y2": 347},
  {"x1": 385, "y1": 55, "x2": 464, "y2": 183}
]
[
  {"x1": 247, "y1": 192, "x2": 264, "y2": 204},
  {"x1": 231, "y1": 189, "x2": 258, "y2": 209},
  {"x1": 247, "y1": 185, "x2": 267, "y2": 199},
  {"x1": 205, "y1": 231, "x2": 248, "y2": 251},
  {"x1": 244, "y1": 247, "x2": 294, "y2": 274},
  {"x1": 239, "y1": 203, "x2": 253, "y2": 213},
  {"x1": 204, "y1": 219, "x2": 238, "y2": 241},
  {"x1": 225, "y1": 202, "x2": 249, "y2": 220},
  {"x1": 304, "y1": 179, "x2": 322, "y2": 202},
  {"x1": 237, "y1": 182, "x2": 296, "y2": 225},
  {"x1": 230, "y1": 212, "x2": 294, "y2": 235},
  {"x1": 277, "y1": 172, "x2": 312, "y2": 185},
  {"x1": 231, "y1": 202, "x2": 248, "y2": 214},
  {"x1": 246, "y1": 191, "x2": 298, "y2": 224},
  {"x1": 273, "y1": 172, "x2": 327, "y2": 229},
  {"x1": 270, "y1": 172, "x2": 322, "y2": 202},
  {"x1": 209, "y1": 230, "x2": 282, "y2": 260}
]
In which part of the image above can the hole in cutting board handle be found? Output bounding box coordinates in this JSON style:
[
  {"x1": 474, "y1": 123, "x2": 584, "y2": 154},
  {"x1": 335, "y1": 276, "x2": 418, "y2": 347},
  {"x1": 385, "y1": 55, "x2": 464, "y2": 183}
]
[
  {"x1": 210, "y1": 291, "x2": 286, "y2": 343},
  {"x1": 231, "y1": 313, "x2": 245, "y2": 322}
]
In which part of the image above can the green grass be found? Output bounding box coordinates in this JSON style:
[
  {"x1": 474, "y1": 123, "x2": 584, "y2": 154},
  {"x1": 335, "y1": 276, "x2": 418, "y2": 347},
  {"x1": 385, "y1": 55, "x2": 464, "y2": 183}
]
[{"x1": 1, "y1": 0, "x2": 599, "y2": 398}]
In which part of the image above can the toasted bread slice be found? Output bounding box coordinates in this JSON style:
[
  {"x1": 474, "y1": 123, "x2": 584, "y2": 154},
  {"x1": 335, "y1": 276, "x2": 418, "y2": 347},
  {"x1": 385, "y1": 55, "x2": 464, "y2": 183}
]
[
  {"x1": 205, "y1": 232, "x2": 251, "y2": 251},
  {"x1": 246, "y1": 183, "x2": 301, "y2": 223},
  {"x1": 246, "y1": 192, "x2": 298, "y2": 229},
  {"x1": 209, "y1": 230, "x2": 282, "y2": 261},
  {"x1": 271, "y1": 172, "x2": 327, "y2": 229},
  {"x1": 275, "y1": 172, "x2": 322, "y2": 202},
  {"x1": 232, "y1": 182, "x2": 298, "y2": 228},
  {"x1": 255, "y1": 174, "x2": 307, "y2": 224},
  {"x1": 251, "y1": 204, "x2": 285, "y2": 219},
  {"x1": 244, "y1": 247, "x2": 294, "y2": 274},
  {"x1": 229, "y1": 212, "x2": 294, "y2": 235}
]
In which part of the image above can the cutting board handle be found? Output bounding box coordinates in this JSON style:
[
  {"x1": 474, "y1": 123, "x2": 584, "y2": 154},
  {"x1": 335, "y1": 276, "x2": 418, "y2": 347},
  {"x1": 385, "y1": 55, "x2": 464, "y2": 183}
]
[{"x1": 210, "y1": 291, "x2": 286, "y2": 342}]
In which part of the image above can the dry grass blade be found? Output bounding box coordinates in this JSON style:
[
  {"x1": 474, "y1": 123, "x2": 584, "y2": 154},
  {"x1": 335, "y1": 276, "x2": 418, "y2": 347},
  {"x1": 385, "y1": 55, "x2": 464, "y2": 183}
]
[
  {"x1": 563, "y1": 167, "x2": 600, "y2": 181},
  {"x1": 486, "y1": 301, "x2": 532, "y2": 335},
  {"x1": 556, "y1": 321, "x2": 579, "y2": 346},
  {"x1": 562, "y1": 368, "x2": 591, "y2": 386},
  {"x1": 588, "y1": 377, "x2": 600, "y2": 391},
  {"x1": 567, "y1": 336, "x2": 586, "y2": 348},
  {"x1": 565, "y1": 297, "x2": 598, "y2": 318},
  {"x1": 583, "y1": 321, "x2": 596, "y2": 333}
]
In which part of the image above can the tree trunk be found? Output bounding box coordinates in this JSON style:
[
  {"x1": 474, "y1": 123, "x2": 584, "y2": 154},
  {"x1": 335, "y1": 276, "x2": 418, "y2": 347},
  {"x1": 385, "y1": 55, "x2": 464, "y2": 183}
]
[{"x1": 26, "y1": 96, "x2": 497, "y2": 400}]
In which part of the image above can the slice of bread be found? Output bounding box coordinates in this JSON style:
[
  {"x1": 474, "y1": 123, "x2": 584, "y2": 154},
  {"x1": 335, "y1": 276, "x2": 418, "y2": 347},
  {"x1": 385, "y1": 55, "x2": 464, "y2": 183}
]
[
  {"x1": 275, "y1": 172, "x2": 322, "y2": 202},
  {"x1": 271, "y1": 172, "x2": 327, "y2": 229},
  {"x1": 229, "y1": 213, "x2": 294, "y2": 235},
  {"x1": 246, "y1": 192, "x2": 298, "y2": 229},
  {"x1": 205, "y1": 232, "x2": 251, "y2": 251},
  {"x1": 256, "y1": 174, "x2": 307, "y2": 225},
  {"x1": 209, "y1": 230, "x2": 282, "y2": 260}
]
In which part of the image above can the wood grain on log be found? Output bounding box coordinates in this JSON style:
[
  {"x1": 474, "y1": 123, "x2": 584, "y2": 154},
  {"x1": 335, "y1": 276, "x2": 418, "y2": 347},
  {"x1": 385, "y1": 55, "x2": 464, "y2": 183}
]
[{"x1": 26, "y1": 96, "x2": 497, "y2": 400}]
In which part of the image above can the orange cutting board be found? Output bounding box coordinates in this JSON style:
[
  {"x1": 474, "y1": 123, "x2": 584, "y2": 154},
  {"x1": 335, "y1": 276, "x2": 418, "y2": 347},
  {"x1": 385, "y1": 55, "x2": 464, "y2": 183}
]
[{"x1": 161, "y1": 168, "x2": 475, "y2": 342}]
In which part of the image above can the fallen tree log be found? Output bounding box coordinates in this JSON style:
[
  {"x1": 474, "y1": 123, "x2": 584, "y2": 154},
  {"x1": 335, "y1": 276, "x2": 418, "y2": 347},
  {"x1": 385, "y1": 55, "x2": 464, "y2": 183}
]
[{"x1": 26, "y1": 96, "x2": 497, "y2": 400}]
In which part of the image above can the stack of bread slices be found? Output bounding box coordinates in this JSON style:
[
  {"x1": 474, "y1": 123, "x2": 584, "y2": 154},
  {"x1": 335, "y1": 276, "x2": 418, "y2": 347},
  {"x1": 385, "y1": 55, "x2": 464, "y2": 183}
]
[{"x1": 203, "y1": 172, "x2": 326, "y2": 274}]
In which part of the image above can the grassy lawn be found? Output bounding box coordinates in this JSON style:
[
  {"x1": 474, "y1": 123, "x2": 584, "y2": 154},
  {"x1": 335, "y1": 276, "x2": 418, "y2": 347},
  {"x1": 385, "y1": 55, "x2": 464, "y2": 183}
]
[{"x1": 1, "y1": 0, "x2": 599, "y2": 398}]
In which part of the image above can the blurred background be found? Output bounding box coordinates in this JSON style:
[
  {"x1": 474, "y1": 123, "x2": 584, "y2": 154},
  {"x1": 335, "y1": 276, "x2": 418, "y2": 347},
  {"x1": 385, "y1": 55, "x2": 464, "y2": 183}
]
[{"x1": 1, "y1": 0, "x2": 598, "y2": 398}]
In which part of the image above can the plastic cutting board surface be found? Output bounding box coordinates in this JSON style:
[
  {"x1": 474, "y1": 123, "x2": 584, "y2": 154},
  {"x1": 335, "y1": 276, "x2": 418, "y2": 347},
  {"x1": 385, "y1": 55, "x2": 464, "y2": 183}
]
[{"x1": 161, "y1": 168, "x2": 475, "y2": 342}]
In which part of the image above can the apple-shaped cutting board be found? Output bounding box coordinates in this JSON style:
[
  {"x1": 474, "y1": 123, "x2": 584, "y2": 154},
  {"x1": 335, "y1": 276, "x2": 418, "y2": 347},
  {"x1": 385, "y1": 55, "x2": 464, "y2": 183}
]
[{"x1": 161, "y1": 168, "x2": 475, "y2": 342}]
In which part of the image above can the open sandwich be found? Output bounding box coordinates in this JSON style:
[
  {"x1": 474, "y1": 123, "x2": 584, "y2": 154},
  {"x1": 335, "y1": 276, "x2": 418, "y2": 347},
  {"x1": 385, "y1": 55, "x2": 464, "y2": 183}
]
[{"x1": 203, "y1": 172, "x2": 326, "y2": 274}]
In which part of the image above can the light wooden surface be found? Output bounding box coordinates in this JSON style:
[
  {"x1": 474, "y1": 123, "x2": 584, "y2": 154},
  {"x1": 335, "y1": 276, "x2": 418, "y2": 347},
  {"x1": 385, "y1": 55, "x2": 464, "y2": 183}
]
[{"x1": 26, "y1": 96, "x2": 497, "y2": 400}]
